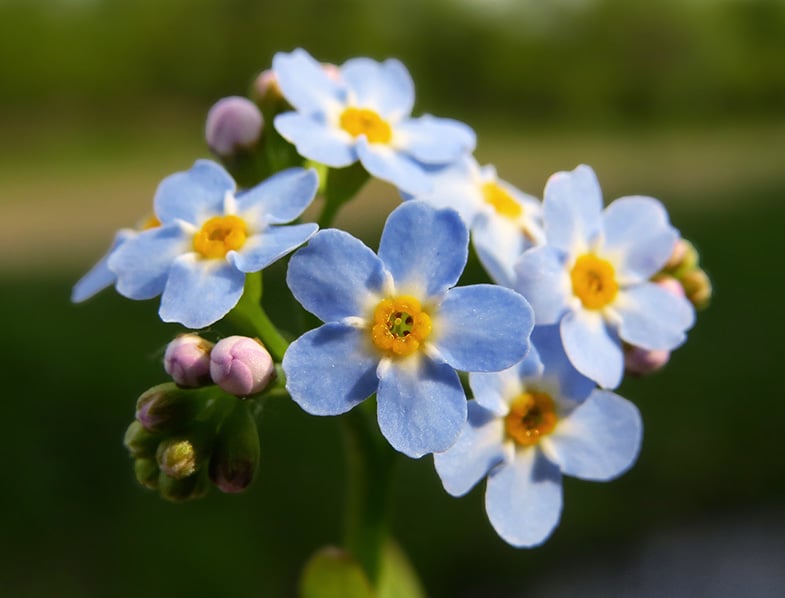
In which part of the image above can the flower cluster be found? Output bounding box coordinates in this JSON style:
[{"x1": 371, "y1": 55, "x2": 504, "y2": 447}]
[{"x1": 74, "y1": 47, "x2": 710, "y2": 563}]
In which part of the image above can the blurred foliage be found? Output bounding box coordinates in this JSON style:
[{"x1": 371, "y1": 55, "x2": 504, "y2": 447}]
[{"x1": 1, "y1": 0, "x2": 784, "y2": 127}]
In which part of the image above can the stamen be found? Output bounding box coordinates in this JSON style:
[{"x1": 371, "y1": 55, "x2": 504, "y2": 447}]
[
  {"x1": 504, "y1": 391, "x2": 558, "y2": 447},
  {"x1": 481, "y1": 182, "x2": 523, "y2": 220},
  {"x1": 371, "y1": 295, "x2": 432, "y2": 357},
  {"x1": 570, "y1": 254, "x2": 619, "y2": 310},
  {"x1": 340, "y1": 107, "x2": 392, "y2": 144},
  {"x1": 193, "y1": 215, "x2": 248, "y2": 259}
]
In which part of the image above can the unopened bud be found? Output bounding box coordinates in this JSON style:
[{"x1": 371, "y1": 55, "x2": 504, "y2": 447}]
[
  {"x1": 655, "y1": 275, "x2": 686, "y2": 299},
  {"x1": 156, "y1": 438, "x2": 198, "y2": 480},
  {"x1": 123, "y1": 420, "x2": 160, "y2": 459},
  {"x1": 209, "y1": 403, "x2": 260, "y2": 493},
  {"x1": 205, "y1": 96, "x2": 264, "y2": 159},
  {"x1": 681, "y1": 268, "x2": 712, "y2": 310},
  {"x1": 665, "y1": 238, "x2": 700, "y2": 277},
  {"x1": 210, "y1": 336, "x2": 275, "y2": 397},
  {"x1": 164, "y1": 334, "x2": 214, "y2": 387},
  {"x1": 252, "y1": 69, "x2": 282, "y2": 105},
  {"x1": 158, "y1": 469, "x2": 210, "y2": 503},
  {"x1": 625, "y1": 345, "x2": 671, "y2": 376},
  {"x1": 134, "y1": 457, "x2": 159, "y2": 490},
  {"x1": 135, "y1": 383, "x2": 200, "y2": 433}
]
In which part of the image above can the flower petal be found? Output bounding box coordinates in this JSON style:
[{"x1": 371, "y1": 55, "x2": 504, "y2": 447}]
[
  {"x1": 272, "y1": 48, "x2": 346, "y2": 115},
  {"x1": 286, "y1": 229, "x2": 387, "y2": 323},
  {"x1": 72, "y1": 229, "x2": 135, "y2": 303},
  {"x1": 109, "y1": 225, "x2": 189, "y2": 300},
  {"x1": 355, "y1": 138, "x2": 431, "y2": 195},
  {"x1": 434, "y1": 285, "x2": 532, "y2": 372},
  {"x1": 236, "y1": 167, "x2": 319, "y2": 225},
  {"x1": 545, "y1": 390, "x2": 642, "y2": 481},
  {"x1": 377, "y1": 201, "x2": 468, "y2": 298},
  {"x1": 341, "y1": 57, "x2": 414, "y2": 118},
  {"x1": 434, "y1": 401, "x2": 506, "y2": 496},
  {"x1": 514, "y1": 246, "x2": 571, "y2": 325},
  {"x1": 154, "y1": 160, "x2": 235, "y2": 225},
  {"x1": 229, "y1": 223, "x2": 318, "y2": 273},
  {"x1": 600, "y1": 196, "x2": 678, "y2": 283},
  {"x1": 406, "y1": 156, "x2": 480, "y2": 224},
  {"x1": 615, "y1": 283, "x2": 695, "y2": 350},
  {"x1": 376, "y1": 356, "x2": 466, "y2": 458},
  {"x1": 273, "y1": 112, "x2": 357, "y2": 168},
  {"x1": 543, "y1": 164, "x2": 603, "y2": 253},
  {"x1": 159, "y1": 254, "x2": 246, "y2": 328},
  {"x1": 470, "y1": 347, "x2": 544, "y2": 415},
  {"x1": 473, "y1": 212, "x2": 528, "y2": 288},
  {"x1": 283, "y1": 323, "x2": 380, "y2": 415},
  {"x1": 485, "y1": 448, "x2": 563, "y2": 548},
  {"x1": 531, "y1": 325, "x2": 595, "y2": 402},
  {"x1": 395, "y1": 115, "x2": 476, "y2": 164},
  {"x1": 561, "y1": 308, "x2": 623, "y2": 389}
]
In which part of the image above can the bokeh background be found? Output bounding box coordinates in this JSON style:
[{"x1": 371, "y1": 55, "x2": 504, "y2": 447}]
[{"x1": 2, "y1": 0, "x2": 784, "y2": 596}]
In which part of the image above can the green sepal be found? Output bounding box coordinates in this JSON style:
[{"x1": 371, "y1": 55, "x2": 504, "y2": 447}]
[
  {"x1": 208, "y1": 401, "x2": 260, "y2": 493},
  {"x1": 123, "y1": 421, "x2": 161, "y2": 459},
  {"x1": 158, "y1": 468, "x2": 210, "y2": 503},
  {"x1": 134, "y1": 457, "x2": 159, "y2": 490},
  {"x1": 298, "y1": 546, "x2": 374, "y2": 598}
]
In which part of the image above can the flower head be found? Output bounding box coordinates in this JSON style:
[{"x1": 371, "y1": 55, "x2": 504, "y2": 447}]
[
  {"x1": 283, "y1": 201, "x2": 534, "y2": 458},
  {"x1": 434, "y1": 326, "x2": 642, "y2": 547},
  {"x1": 514, "y1": 165, "x2": 695, "y2": 388},
  {"x1": 108, "y1": 160, "x2": 319, "y2": 329},
  {"x1": 205, "y1": 96, "x2": 264, "y2": 158},
  {"x1": 409, "y1": 155, "x2": 545, "y2": 287},
  {"x1": 272, "y1": 48, "x2": 476, "y2": 195}
]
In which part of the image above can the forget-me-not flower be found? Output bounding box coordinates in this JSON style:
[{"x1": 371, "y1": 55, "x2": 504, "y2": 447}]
[
  {"x1": 272, "y1": 48, "x2": 476, "y2": 195},
  {"x1": 283, "y1": 201, "x2": 534, "y2": 458},
  {"x1": 409, "y1": 155, "x2": 545, "y2": 288},
  {"x1": 434, "y1": 326, "x2": 642, "y2": 548},
  {"x1": 514, "y1": 164, "x2": 695, "y2": 389},
  {"x1": 108, "y1": 160, "x2": 319, "y2": 329}
]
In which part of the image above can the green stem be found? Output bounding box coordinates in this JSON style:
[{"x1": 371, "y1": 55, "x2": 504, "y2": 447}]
[
  {"x1": 340, "y1": 399, "x2": 397, "y2": 586},
  {"x1": 226, "y1": 272, "x2": 289, "y2": 362}
]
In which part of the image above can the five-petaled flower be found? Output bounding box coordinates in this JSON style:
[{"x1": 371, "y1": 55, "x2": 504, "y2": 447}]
[
  {"x1": 434, "y1": 326, "x2": 642, "y2": 548},
  {"x1": 409, "y1": 155, "x2": 545, "y2": 288},
  {"x1": 272, "y1": 48, "x2": 476, "y2": 195},
  {"x1": 514, "y1": 164, "x2": 695, "y2": 389},
  {"x1": 107, "y1": 160, "x2": 319, "y2": 329},
  {"x1": 282, "y1": 200, "x2": 534, "y2": 458}
]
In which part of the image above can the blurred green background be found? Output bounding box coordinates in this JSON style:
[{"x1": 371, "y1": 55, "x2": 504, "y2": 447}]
[{"x1": 2, "y1": 0, "x2": 784, "y2": 596}]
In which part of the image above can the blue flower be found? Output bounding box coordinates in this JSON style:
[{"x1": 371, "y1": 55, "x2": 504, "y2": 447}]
[
  {"x1": 434, "y1": 326, "x2": 642, "y2": 548},
  {"x1": 514, "y1": 164, "x2": 695, "y2": 389},
  {"x1": 409, "y1": 155, "x2": 545, "y2": 288},
  {"x1": 283, "y1": 201, "x2": 534, "y2": 458},
  {"x1": 108, "y1": 160, "x2": 319, "y2": 329},
  {"x1": 272, "y1": 48, "x2": 476, "y2": 195}
]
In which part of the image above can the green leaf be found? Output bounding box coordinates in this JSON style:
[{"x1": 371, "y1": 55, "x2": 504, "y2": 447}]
[{"x1": 299, "y1": 546, "x2": 375, "y2": 598}]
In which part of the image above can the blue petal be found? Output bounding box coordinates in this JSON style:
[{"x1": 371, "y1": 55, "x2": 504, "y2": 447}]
[
  {"x1": 283, "y1": 323, "x2": 380, "y2": 415},
  {"x1": 531, "y1": 325, "x2": 595, "y2": 402},
  {"x1": 470, "y1": 347, "x2": 544, "y2": 415},
  {"x1": 377, "y1": 201, "x2": 468, "y2": 298},
  {"x1": 543, "y1": 164, "x2": 603, "y2": 253},
  {"x1": 71, "y1": 229, "x2": 134, "y2": 302},
  {"x1": 601, "y1": 196, "x2": 678, "y2": 283},
  {"x1": 514, "y1": 246, "x2": 571, "y2": 325},
  {"x1": 485, "y1": 448, "x2": 563, "y2": 548},
  {"x1": 407, "y1": 156, "x2": 481, "y2": 224},
  {"x1": 272, "y1": 48, "x2": 346, "y2": 115},
  {"x1": 109, "y1": 225, "x2": 189, "y2": 300},
  {"x1": 546, "y1": 390, "x2": 642, "y2": 481},
  {"x1": 274, "y1": 113, "x2": 356, "y2": 167},
  {"x1": 159, "y1": 255, "x2": 245, "y2": 328},
  {"x1": 376, "y1": 356, "x2": 466, "y2": 458},
  {"x1": 341, "y1": 57, "x2": 414, "y2": 118},
  {"x1": 154, "y1": 160, "x2": 235, "y2": 225},
  {"x1": 236, "y1": 168, "x2": 319, "y2": 225},
  {"x1": 396, "y1": 115, "x2": 476, "y2": 164},
  {"x1": 229, "y1": 223, "x2": 318, "y2": 273},
  {"x1": 561, "y1": 309, "x2": 623, "y2": 389},
  {"x1": 286, "y1": 229, "x2": 387, "y2": 323},
  {"x1": 355, "y1": 138, "x2": 431, "y2": 195},
  {"x1": 434, "y1": 285, "x2": 532, "y2": 372},
  {"x1": 433, "y1": 401, "x2": 506, "y2": 496},
  {"x1": 616, "y1": 283, "x2": 695, "y2": 350}
]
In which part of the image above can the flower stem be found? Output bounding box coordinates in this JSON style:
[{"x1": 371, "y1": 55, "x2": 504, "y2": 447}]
[
  {"x1": 226, "y1": 272, "x2": 289, "y2": 362},
  {"x1": 340, "y1": 399, "x2": 396, "y2": 586}
]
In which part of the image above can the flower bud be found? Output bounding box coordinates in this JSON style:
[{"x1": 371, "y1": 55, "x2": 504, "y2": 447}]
[
  {"x1": 158, "y1": 468, "x2": 210, "y2": 503},
  {"x1": 209, "y1": 403, "x2": 260, "y2": 493},
  {"x1": 123, "y1": 420, "x2": 160, "y2": 459},
  {"x1": 156, "y1": 438, "x2": 198, "y2": 480},
  {"x1": 205, "y1": 96, "x2": 264, "y2": 159},
  {"x1": 655, "y1": 275, "x2": 686, "y2": 299},
  {"x1": 134, "y1": 457, "x2": 159, "y2": 490},
  {"x1": 135, "y1": 383, "x2": 200, "y2": 433},
  {"x1": 625, "y1": 345, "x2": 671, "y2": 376},
  {"x1": 681, "y1": 268, "x2": 712, "y2": 310},
  {"x1": 665, "y1": 238, "x2": 699, "y2": 277},
  {"x1": 210, "y1": 336, "x2": 275, "y2": 397},
  {"x1": 251, "y1": 69, "x2": 282, "y2": 105},
  {"x1": 164, "y1": 334, "x2": 214, "y2": 387}
]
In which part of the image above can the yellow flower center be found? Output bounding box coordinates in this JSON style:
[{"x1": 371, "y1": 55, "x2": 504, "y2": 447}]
[
  {"x1": 481, "y1": 182, "x2": 523, "y2": 220},
  {"x1": 505, "y1": 391, "x2": 558, "y2": 447},
  {"x1": 193, "y1": 215, "x2": 248, "y2": 259},
  {"x1": 141, "y1": 214, "x2": 161, "y2": 230},
  {"x1": 570, "y1": 253, "x2": 619, "y2": 310},
  {"x1": 371, "y1": 295, "x2": 432, "y2": 357},
  {"x1": 340, "y1": 107, "x2": 392, "y2": 144}
]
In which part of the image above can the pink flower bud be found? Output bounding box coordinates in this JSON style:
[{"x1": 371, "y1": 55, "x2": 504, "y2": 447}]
[
  {"x1": 210, "y1": 336, "x2": 275, "y2": 397},
  {"x1": 252, "y1": 69, "x2": 281, "y2": 103},
  {"x1": 655, "y1": 275, "x2": 686, "y2": 299},
  {"x1": 164, "y1": 334, "x2": 214, "y2": 388},
  {"x1": 205, "y1": 96, "x2": 263, "y2": 158},
  {"x1": 624, "y1": 345, "x2": 671, "y2": 376}
]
